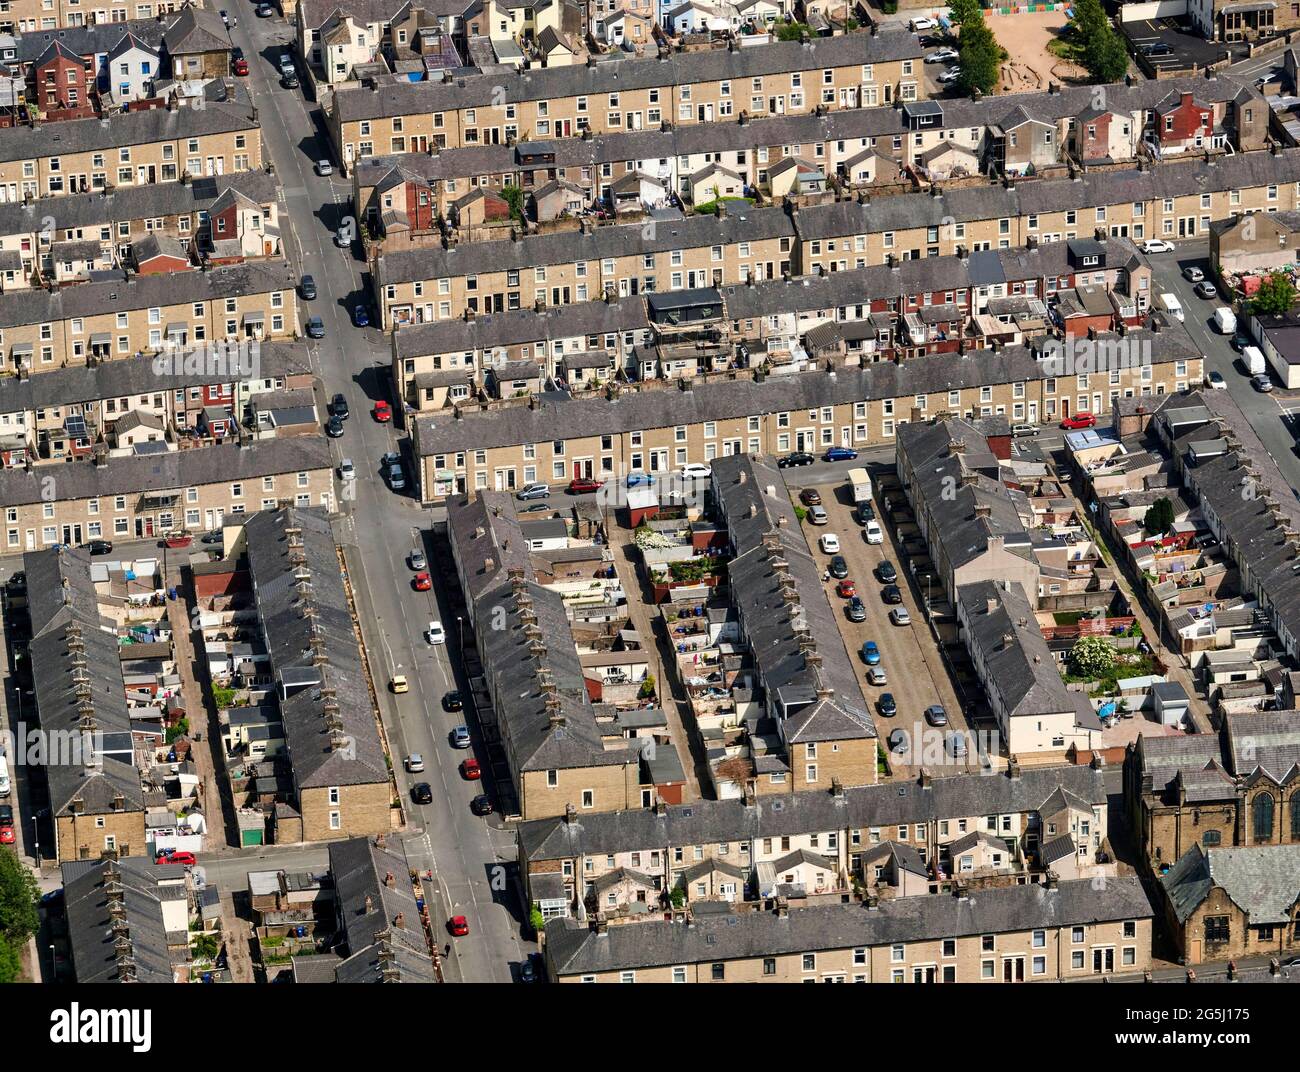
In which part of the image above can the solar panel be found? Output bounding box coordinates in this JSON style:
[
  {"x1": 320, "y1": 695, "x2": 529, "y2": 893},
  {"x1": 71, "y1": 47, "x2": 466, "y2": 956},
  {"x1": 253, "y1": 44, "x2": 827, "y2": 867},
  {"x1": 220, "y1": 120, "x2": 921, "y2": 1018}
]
[{"x1": 64, "y1": 414, "x2": 88, "y2": 438}]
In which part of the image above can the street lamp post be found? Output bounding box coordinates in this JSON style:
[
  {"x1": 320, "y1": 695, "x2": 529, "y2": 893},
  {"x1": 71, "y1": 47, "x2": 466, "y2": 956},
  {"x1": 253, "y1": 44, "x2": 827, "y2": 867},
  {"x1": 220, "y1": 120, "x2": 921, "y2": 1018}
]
[{"x1": 456, "y1": 615, "x2": 463, "y2": 654}]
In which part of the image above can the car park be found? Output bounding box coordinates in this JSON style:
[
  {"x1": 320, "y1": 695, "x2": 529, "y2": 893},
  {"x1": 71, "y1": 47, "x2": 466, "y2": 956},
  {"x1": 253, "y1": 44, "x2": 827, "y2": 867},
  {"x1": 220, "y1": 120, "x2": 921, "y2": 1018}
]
[
  {"x1": 405, "y1": 753, "x2": 425, "y2": 773},
  {"x1": 924, "y1": 704, "x2": 948, "y2": 727},
  {"x1": 854, "y1": 501, "x2": 875, "y2": 524},
  {"x1": 777, "y1": 452, "x2": 815, "y2": 468},
  {"x1": 937, "y1": 67, "x2": 961, "y2": 85},
  {"x1": 799, "y1": 487, "x2": 822, "y2": 506},
  {"x1": 876, "y1": 561, "x2": 897, "y2": 583},
  {"x1": 847, "y1": 597, "x2": 867, "y2": 622},
  {"x1": 411, "y1": 783, "x2": 433, "y2": 805},
  {"x1": 877, "y1": 693, "x2": 897, "y2": 717},
  {"x1": 819, "y1": 533, "x2": 840, "y2": 554},
  {"x1": 305, "y1": 316, "x2": 325, "y2": 339},
  {"x1": 807, "y1": 505, "x2": 829, "y2": 525},
  {"x1": 861, "y1": 641, "x2": 881, "y2": 665},
  {"x1": 451, "y1": 726, "x2": 472, "y2": 748},
  {"x1": 888, "y1": 728, "x2": 909, "y2": 754},
  {"x1": 1140, "y1": 41, "x2": 1173, "y2": 56},
  {"x1": 864, "y1": 520, "x2": 884, "y2": 545},
  {"x1": 517, "y1": 482, "x2": 549, "y2": 500},
  {"x1": 828, "y1": 554, "x2": 849, "y2": 579},
  {"x1": 823, "y1": 446, "x2": 858, "y2": 462},
  {"x1": 889, "y1": 607, "x2": 911, "y2": 626},
  {"x1": 425, "y1": 619, "x2": 445, "y2": 643}
]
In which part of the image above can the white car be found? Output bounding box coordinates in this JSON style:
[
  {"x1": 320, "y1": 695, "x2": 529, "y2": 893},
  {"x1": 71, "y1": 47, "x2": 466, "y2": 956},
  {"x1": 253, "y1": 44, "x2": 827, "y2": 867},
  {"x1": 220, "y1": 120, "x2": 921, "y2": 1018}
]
[
  {"x1": 910, "y1": 16, "x2": 935, "y2": 30},
  {"x1": 338, "y1": 458, "x2": 355, "y2": 481},
  {"x1": 819, "y1": 533, "x2": 841, "y2": 554},
  {"x1": 889, "y1": 607, "x2": 912, "y2": 627},
  {"x1": 865, "y1": 520, "x2": 884, "y2": 545},
  {"x1": 405, "y1": 753, "x2": 425, "y2": 773},
  {"x1": 315, "y1": 160, "x2": 333, "y2": 177},
  {"x1": 925, "y1": 48, "x2": 958, "y2": 64},
  {"x1": 1206, "y1": 371, "x2": 1227, "y2": 390},
  {"x1": 1141, "y1": 239, "x2": 1175, "y2": 255},
  {"x1": 678, "y1": 462, "x2": 711, "y2": 481},
  {"x1": 937, "y1": 67, "x2": 961, "y2": 85},
  {"x1": 426, "y1": 620, "x2": 446, "y2": 645}
]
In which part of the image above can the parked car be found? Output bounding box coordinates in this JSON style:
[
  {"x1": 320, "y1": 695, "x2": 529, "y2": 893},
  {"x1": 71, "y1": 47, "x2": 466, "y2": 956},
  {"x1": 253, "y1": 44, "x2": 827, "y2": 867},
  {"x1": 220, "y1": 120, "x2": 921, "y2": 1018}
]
[
  {"x1": 1182, "y1": 265, "x2": 1205, "y2": 283},
  {"x1": 451, "y1": 726, "x2": 471, "y2": 748},
  {"x1": 823, "y1": 446, "x2": 858, "y2": 462},
  {"x1": 910, "y1": 16, "x2": 935, "y2": 30},
  {"x1": 386, "y1": 462, "x2": 406, "y2": 490},
  {"x1": 405, "y1": 753, "x2": 425, "y2": 773},
  {"x1": 1140, "y1": 40, "x2": 1173, "y2": 56},
  {"x1": 881, "y1": 584, "x2": 903, "y2": 605},
  {"x1": 1060, "y1": 412, "x2": 1096, "y2": 430},
  {"x1": 470, "y1": 795, "x2": 494, "y2": 816},
  {"x1": 889, "y1": 607, "x2": 912, "y2": 626},
  {"x1": 807, "y1": 505, "x2": 829, "y2": 525},
  {"x1": 256, "y1": 2, "x2": 274, "y2": 15},
  {"x1": 567, "y1": 476, "x2": 604, "y2": 494},
  {"x1": 280, "y1": 72, "x2": 299, "y2": 89},
  {"x1": 330, "y1": 392, "x2": 349, "y2": 418},
  {"x1": 87, "y1": 539, "x2": 113, "y2": 555},
  {"x1": 409, "y1": 548, "x2": 427, "y2": 570},
  {"x1": 412, "y1": 571, "x2": 432, "y2": 591},
  {"x1": 390, "y1": 675, "x2": 409, "y2": 694},
  {"x1": 519, "y1": 957, "x2": 540, "y2": 983},
  {"x1": 625, "y1": 470, "x2": 654, "y2": 487},
  {"x1": 1194, "y1": 280, "x2": 1218, "y2": 300},
  {"x1": 338, "y1": 459, "x2": 355, "y2": 482},
  {"x1": 861, "y1": 641, "x2": 881, "y2": 665},
  {"x1": 866, "y1": 666, "x2": 887, "y2": 686},
  {"x1": 1140, "y1": 239, "x2": 1175, "y2": 254},
  {"x1": 352, "y1": 305, "x2": 370, "y2": 327},
  {"x1": 1206, "y1": 371, "x2": 1227, "y2": 390},
  {"x1": 799, "y1": 487, "x2": 822, "y2": 506},
  {"x1": 372, "y1": 399, "x2": 392, "y2": 422},
  {"x1": 299, "y1": 275, "x2": 317, "y2": 300},
  {"x1": 334, "y1": 225, "x2": 351, "y2": 246},
  {"x1": 156, "y1": 851, "x2": 196, "y2": 866},
  {"x1": 326, "y1": 414, "x2": 344, "y2": 438},
  {"x1": 946, "y1": 731, "x2": 969, "y2": 758},
  {"x1": 315, "y1": 160, "x2": 333, "y2": 177},
  {"x1": 1231, "y1": 332, "x2": 1251, "y2": 352},
  {"x1": 836, "y1": 578, "x2": 857, "y2": 598},
  {"x1": 878, "y1": 693, "x2": 897, "y2": 717},
  {"x1": 448, "y1": 915, "x2": 470, "y2": 936},
  {"x1": 864, "y1": 520, "x2": 884, "y2": 545},
  {"x1": 925, "y1": 48, "x2": 959, "y2": 64},
  {"x1": 924, "y1": 704, "x2": 948, "y2": 727},
  {"x1": 828, "y1": 554, "x2": 849, "y2": 579},
  {"x1": 305, "y1": 316, "x2": 325, "y2": 339},
  {"x1": 678, "y1": 462, "x2": 711, "y2": 481},
  {"x1": 219, "y1": 9, "x2": 232, "y2": 25},
  {"x1": 461, "y1": 758, "x2": 482, "y2": 780},
  {"x1": 1011, "y1": 423, "x2": 1037, "y2": 437},
  {"x1": 876, "y1": 561, "x2": 897, "y2": 583},
  {"x1": 232, "y1": 57, "x2": 249, "y2": 76},
  {"x1": 854, "y1": 501, "x2": 875, "y2": 524},
  {"x1": 819, "y1": 533, "x2": 841, "y2": 554},
  {"x1": 1252, "y1": 373, "x2": 1275, "y2": 392},
  {"x1": 847, "y1": 597, "x2": 867, "y2": 622},
  {"x1": 442, "y1": 690, "x2": 463, "y2": 711},
  {"x1": 777, "y1": 452, "x2": 815, "y2": 468},
  {"x1": 888, "y1": 728, "x2": 910, "y2": 754},
  {"x1": 411, "y1": 783, "x2": 433, "y2": 805},
  {"x1": 0, "y1": 824, "x2": 13, "y2": 845},
  {"x1": 425, "y1": 619, "x2": 445, "y2": 642},
  {"x1": 517, "y1": 482, "x2": 550, "y2": 500},
  {"x1": 937, "y1": 67, "x2": 961, "y2": 85}
]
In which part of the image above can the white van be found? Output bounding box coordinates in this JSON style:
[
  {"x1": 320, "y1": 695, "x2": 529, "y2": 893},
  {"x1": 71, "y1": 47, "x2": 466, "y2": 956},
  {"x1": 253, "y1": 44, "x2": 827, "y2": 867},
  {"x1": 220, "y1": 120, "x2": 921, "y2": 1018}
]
[
  {"x1": 0, "y1": 753, "x2": 10, "y2": 798},
  {"x1": 1243, "y1": 345, "x2": 1266, "y2": 377},
  {"x1": 1212, "y1": 307, "x2": 1237, "y2": 335},
  {"x1": 1160, "y1": 293, "x2": 1184, "y2": 322}
]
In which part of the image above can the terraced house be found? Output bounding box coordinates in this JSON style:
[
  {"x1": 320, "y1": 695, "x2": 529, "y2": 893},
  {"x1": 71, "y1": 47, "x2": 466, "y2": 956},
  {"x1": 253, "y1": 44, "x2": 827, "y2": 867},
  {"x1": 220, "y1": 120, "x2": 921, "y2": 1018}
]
[
  {"x1": 0, "y1": 259, "x2": 297, "y2": 373},
  {"x1": 328, "y1": 31, "x2": 926, "y2": 165},
  {"x1": 542, "y1": 876, "x2": 1153, "y2": 982},
  {"x1": 516, "y1": 764, "x2": 1110, "y2": 919},
  {"x1": 0, "y1": 95, "x2": 261, "y2": 201}
]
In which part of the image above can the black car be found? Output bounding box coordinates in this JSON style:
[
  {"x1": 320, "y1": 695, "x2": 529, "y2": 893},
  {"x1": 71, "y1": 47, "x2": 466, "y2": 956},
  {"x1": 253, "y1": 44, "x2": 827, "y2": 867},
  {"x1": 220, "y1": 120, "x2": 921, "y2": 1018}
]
[
  {"x1": 471, "y1": 794, "x2": 494, "y2": 816},
  {"x1": 200, "y1": 530, "x2": 223, "y2": 545},
  {"x1": 305, "y1": 316, "x2": 325, "y2": 339},
  {"x1": 231, "y1": 45, "x2": 245, "y2": 61},
  {"x1": 878, "y1": 693, "x2": 897, "y2": 717},
  {"x1": 300, "y1": 274, "x2": 317, "y2": 300},
  {"x1": 777, "y1": 452, "x2": 816, "y2": 468},
  {"x1": 828, "y1": 555, "x2": 849, "y2": 580},
  {"x1": 799, "y1": 487, "x2": 822, "y2": 506},
  {"x1": 847, "y1": 596, "x2": 867, "y2": 623},
  {"x1": 876, "y1": 561, "x2": 897, "y2": 584},
  {"x1": 442, "y1": 690, "x2": 463, "y2": 712},
  {"x1": 330, "y1": 392, "x2": 349, "y2": 419},
  {"x1": 881, "y1": 584, "x2": 903, "y2": 605},
  {"x1": 854, "y1": 501, "x2": 875, "y2": 525},
  {"x1": 411, "y1": 782, "x2": 433, "y2": 805},
  {"x1": 87, "y1": 539, "x2": 113, "y2": 555},
  {"x1": 281, "y1": 72, "x2": 299, "y2": 89},
  {"x1": 326, "y1": 414, "x2": 344, "y2": 438}
]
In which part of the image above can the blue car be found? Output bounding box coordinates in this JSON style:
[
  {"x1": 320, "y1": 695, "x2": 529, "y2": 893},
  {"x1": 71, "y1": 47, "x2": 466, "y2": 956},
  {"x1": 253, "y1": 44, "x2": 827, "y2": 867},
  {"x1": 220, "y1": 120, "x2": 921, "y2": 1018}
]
[
  {"x1": 353, "y1": 305, "x2": 370, "y2": 327},
  {"x1": 861, "y1": 640, "x2": 881, "y2": 665},
  {"x1": 824, "y1": 446, "x2": 859, "y2": 462},
  {"x1": 626, "y1": 471, "x2": 655, "y2": 487}
]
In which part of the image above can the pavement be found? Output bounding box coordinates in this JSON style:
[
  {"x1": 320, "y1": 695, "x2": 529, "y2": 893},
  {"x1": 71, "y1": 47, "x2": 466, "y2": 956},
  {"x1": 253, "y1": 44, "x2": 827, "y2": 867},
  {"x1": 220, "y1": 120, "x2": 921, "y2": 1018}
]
[{"x1": 202, "y1": 0, "x2": 532, "y2": 982}]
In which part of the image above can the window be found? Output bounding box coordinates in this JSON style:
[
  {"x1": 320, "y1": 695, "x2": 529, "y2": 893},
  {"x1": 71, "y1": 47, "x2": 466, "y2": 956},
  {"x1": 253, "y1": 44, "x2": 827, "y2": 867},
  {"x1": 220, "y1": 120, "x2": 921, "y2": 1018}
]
[
  {"x1": 546, "y1": 770, "x2": 558, "y2": 787},
  {"x1": 1253, "y1": 793, "x2": 1275, "y2": 840},
  {"x1": 581, "y1": 790, "x2": 594, "y2": 809},
  {"x1": 711, "y1": 963, "x2": 724, "y2": 981},
  {"x1": 1205, "y1": 916, "x2": 1230, "y2": 943},
  {"x1": 763, "y1": 958, "x2": 776, "y2": 975},
  {"x1": 802, "y1": 954, "x2": 816, "y2": 971}
]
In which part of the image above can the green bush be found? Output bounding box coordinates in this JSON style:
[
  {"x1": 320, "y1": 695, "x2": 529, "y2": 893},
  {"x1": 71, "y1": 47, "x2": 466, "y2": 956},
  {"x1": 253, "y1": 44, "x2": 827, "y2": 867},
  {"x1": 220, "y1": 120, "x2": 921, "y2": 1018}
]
[
  {"x1": 529, "y1": 906, "x2": 545, "y2": 935},
  {"x1": 1067, "y1": 635, "x2": 1117, "y2": 679}
]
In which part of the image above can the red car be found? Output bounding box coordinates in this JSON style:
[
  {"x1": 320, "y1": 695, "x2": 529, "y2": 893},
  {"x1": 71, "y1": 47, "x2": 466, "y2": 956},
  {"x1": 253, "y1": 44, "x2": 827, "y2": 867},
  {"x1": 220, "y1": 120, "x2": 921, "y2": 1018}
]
[
  {"x1": 372, "y1": 399, "x2": 392, "y2": 423},
  {"x1": 448, "y1": 915, "x2": 470, "y2": 937},
  {"x1": 413, "y1": 571, "x2": 432, "y2": 591},
  {"x1": 233, "y1": 57, "x2": 250, "y2": 75},
  {"x1": 567, "y1": 476, "x2": 603, "y2": 494},
  {"x1": 0, "y1": 825, "x2": 14, "y2": 845},
  {"x1": 461, "y1": 757, "x2": 481, "y2": 780},
  {"x1": 836, "y1": 579, "x2": 857, "y2": 598},
  {"x1": 1060, "y1": 412, "x2": 1097, "y2": 430},
  {"x1": 156, "y1": 851, "x2": 196, "y2": 866}
]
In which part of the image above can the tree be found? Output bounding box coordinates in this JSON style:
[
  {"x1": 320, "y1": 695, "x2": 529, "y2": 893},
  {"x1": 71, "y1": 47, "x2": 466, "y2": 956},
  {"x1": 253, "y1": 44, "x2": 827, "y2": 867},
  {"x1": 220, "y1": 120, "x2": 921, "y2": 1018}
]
[
  {"x1": 0, "y1": 936, "x2": 20, "y2": 984},
  {"x1": 1143, "y1": 497, "x2": 1176, "y2": 537},
  {"x1": 947, "y1": 0, "x2": 983, "y2": 27},
  {"x1": 1068, "y1": 635, "x2": 1117, "y2": 679},
  {"x1": 1071, "y1": 0, "x2": 1109, "y2": 41},
  {"x1": 0, "y1": 849, "x2": 38, "y2": 947},
  {"x1": 1071, "y1": 0, "x2": 1129, "y2": 84},
  {"x1": 501, "y1": 185, "x2": 525, "y2": 224},
  {"x1": 957, "y1": 18, "x2": 1002, "y2": 98},
  {"x1": 1251, "y1": 272, "x2": 1297, "y2": 317}
]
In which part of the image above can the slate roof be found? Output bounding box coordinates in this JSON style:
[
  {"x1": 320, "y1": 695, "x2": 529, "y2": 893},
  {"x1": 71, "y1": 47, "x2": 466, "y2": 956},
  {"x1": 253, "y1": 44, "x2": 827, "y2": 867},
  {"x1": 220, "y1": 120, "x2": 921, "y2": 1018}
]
[
  {"x1": 546, "y1": 875, "x2": 1153, "y2": 974},
  {"x1": 63, "y1": 858, "x2": 177, "y2": 984},
  {"x1": 243, "y1": 507, "x2": 388, "y2": 789},
  {"x1": 1163, "y1": 843, "x2": 1300, "y2": 925},
  {"x1": 25, "y1": 545, "x2": 143, "y2": 819},
  {"x1": 12, "y1": 20, "x2": 166, "y2": 65},
  {"x1": 518, "y1": 765, "x2": 1108, "y2": 861},
  {"x1": 328, "y1": 837, "x2": 435, "y2": 982},
  {"x1": 163, "y1": 5, "x2": 232, "y2": 55}
]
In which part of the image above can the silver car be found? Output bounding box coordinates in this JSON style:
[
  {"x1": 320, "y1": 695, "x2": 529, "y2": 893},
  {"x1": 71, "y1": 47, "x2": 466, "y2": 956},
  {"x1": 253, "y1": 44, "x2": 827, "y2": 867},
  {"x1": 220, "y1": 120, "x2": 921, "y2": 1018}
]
[
  {"x1": 889, "y1": 606, "x2": 911, "y2": 626},
  {"x1": 807, "y1": 505, "x2": 829, "y2": 525},
  {"x1": 409, "y1": 549, "x2": 427, "y2": 570},
  {"x1": 405, "y1": 753, "x2": 425, "y2": 773}
]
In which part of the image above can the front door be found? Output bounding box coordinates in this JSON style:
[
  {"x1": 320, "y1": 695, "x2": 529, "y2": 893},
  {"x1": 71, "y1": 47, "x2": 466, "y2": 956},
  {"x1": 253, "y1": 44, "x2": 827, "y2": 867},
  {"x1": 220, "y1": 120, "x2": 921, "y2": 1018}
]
[
  {"x1": 1002, "y1": 957, "x2": 1025, "y2": 982},
  {"x1": 1093, "y1": 948, "x2": 1114, "y2": 974}
]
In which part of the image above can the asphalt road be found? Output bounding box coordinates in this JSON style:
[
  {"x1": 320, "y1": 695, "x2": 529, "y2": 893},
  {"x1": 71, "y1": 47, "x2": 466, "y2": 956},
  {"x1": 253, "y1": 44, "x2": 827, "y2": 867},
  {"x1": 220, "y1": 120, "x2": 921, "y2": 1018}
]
[
  {"x1": 214, "y1": 0, "x2": 530, "y2": 982},
  {"x1": 1143, "y1": 239, "x2": 1300, "y2": 498}
]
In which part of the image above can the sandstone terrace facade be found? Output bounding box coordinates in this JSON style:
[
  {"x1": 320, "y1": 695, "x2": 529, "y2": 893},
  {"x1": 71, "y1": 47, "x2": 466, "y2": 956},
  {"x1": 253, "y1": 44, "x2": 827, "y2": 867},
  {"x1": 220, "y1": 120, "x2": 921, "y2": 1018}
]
[
  {"x1": 371, "y1": 147, "x2": 1300, "y2": 326},
  {"x1": 0, "y1": 97, "x2": 261, "y2": 202},
  {"x1": 517, "y1": 764, "x2": 1110, "y2": 916},
  {"x1": 350, "y1": 74, "x2": 1266, "y2": 219},
  {"x1": 1, "y1": 0, "x2": 188, "y2": 34},
  {"x1": 328, "y1": 32, "x2": 927, "y2": 165},
  {"x1": 410, "y1": 328, "x2": 1200, "y2": 500},
  {"x1": 0, "y1": 258, "x2": 298, "y2": 373},
  {"x1": 0, "y1": 171, "x2": 282, "y2": 283},
  {"x1": 0, "y1": 340, "x2": 313, "y2": 468},
  {"x1": 543, "y1": 875, "x2": 1153, "y2": 982},
  {"x1": 0, "y1": 434, "x2": 335, "y2": 547}
]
